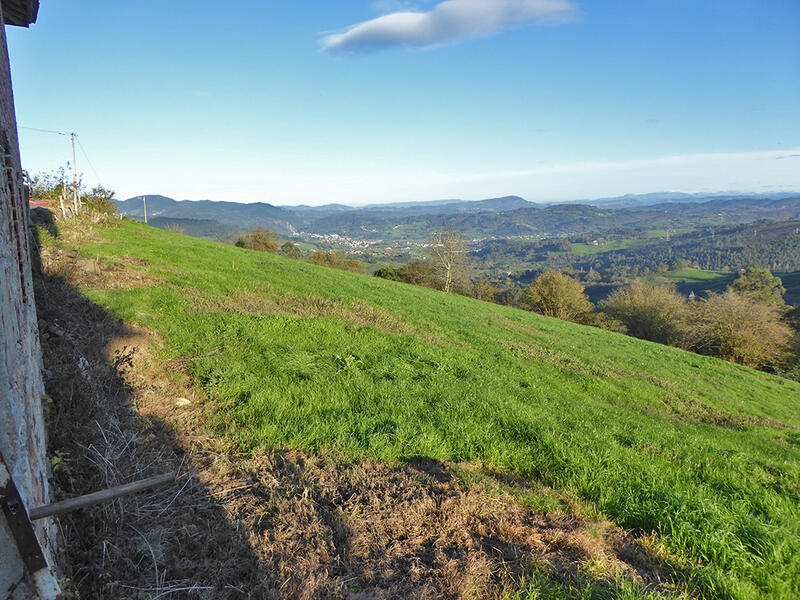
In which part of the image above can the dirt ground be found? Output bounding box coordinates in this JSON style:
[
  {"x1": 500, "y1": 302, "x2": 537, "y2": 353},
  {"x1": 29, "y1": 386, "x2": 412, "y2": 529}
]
[{"x1": 32, "y1": 218, "x2": 681, "y2": 599}]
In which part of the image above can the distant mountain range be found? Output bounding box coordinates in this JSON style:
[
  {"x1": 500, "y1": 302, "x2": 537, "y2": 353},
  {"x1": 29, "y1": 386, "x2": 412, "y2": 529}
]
[
  {"x1": 582, "y1": 191, "x2": 800, "y2": 209},
  {"x1": 116, "y1": 191, "x2": 800, "y2": 241},
  {"x1": 115, "y1": 195, "x2": 536, "y2": 236},
  {"x1": 115, "y1": 195, "x2": 298, "y2": 233}
]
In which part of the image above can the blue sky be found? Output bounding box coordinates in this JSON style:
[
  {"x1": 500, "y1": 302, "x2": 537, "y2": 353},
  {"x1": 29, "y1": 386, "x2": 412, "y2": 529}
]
[{"x1": 6, "y1": 0, "x2": 800, "y2": 205}]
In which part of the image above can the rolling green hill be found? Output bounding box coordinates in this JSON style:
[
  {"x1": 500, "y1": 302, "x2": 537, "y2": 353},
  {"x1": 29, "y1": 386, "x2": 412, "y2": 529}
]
[{"x1": 44, "y1": 220, "x2": 800, "y2": 599}]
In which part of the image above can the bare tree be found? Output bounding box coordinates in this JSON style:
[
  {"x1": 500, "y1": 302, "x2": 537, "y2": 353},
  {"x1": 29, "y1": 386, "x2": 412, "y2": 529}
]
[{"x1": 428, "y1": 228, "x2": 468, "y2": 293}]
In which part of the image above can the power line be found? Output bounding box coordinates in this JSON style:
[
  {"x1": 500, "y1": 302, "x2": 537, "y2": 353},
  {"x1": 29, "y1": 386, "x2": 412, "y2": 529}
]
[
  {"x1": 76, "y1": 136, "x2": 103, "y2": 186},
  {"x1": 20, "y1": 126, "x2": 105, "y2": 186},
  {"x1": 19, "y1": 125, "x2": 66, "y2": 135}
]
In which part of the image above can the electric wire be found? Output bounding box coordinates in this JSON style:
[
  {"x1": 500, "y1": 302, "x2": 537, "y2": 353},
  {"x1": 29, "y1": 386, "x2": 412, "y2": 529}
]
[
  {"x1": 19, "y1": 125, "x2": 66, "y2": 135},
  {"x1": 75, "y1": 136, "x2": 104, "y2": 186},
  {"x1": 20, "y1": 126, "x2": 105, "y2": 186}
]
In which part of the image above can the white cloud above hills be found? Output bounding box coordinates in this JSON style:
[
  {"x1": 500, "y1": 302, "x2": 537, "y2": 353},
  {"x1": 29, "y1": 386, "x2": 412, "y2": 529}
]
[{"x1": 322, "y1": 0, "x2": 577, "y2": 54}]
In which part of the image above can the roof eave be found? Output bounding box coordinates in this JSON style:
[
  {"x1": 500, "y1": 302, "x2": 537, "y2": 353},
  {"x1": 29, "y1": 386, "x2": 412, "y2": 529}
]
[{"x1": 2, "y1": 0, "x2": 39, "y2": 27}]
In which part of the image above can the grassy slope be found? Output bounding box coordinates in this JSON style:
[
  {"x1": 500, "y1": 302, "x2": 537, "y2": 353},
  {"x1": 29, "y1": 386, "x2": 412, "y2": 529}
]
[{"x1": 59, "y1": 222, "x2": 800, "y2": 599}]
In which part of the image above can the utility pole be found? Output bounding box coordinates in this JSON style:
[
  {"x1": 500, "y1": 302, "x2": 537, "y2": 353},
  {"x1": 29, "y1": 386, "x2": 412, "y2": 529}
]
[
  {"x1": 143, "y1": 195, "x2": 147, "y2": 224},
  {"x1": 70, "y1": 132, "x2": 79, "y2": 215}
]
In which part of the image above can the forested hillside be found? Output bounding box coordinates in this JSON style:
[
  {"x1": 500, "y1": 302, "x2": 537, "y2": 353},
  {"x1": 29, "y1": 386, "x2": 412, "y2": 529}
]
[
  {"x1": 115, "y1": 194, "x2": 800, "y2": 242},
  {"x1": 474, "y1": 221, "x2": 800, "y2": 288}
]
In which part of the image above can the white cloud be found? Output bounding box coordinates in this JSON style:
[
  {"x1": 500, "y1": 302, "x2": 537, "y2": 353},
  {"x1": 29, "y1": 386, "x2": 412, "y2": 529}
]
[
  {"x1": 370, "y1": 0, "x2": 420, "y2": 14},
  {"x1": 322, "y1": 0, "x2": 577, "y2": 54}
]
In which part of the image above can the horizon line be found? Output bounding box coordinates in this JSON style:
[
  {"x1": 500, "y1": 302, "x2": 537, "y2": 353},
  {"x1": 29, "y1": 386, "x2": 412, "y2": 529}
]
[{"x1": 118, "y1": 188, "x2": 800, "y2": 209}]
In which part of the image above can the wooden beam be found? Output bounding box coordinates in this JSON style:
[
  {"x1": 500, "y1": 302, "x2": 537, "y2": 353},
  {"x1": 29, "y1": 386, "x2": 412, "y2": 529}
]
[{"x1": 28, "y1": 473, "x2": 176, "y2": 520}]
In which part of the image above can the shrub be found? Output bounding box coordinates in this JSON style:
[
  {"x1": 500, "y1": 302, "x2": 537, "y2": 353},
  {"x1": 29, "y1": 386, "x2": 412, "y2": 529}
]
[
  {"x1": 280, "y1": 241, "x2": 303, "y2": 259},
  {"x1": 161, "y1": 223, "x2": 185, "y2": 234},
  {"x1": 776, "y1": 334, "x2": 800, "y2": 382},
  {"x1": 338, "y1": 259, "x2": 366, "y2": 274},
  {"x1": 473, "y1": 278, "x2": 498, "y2": 303},
  {"x1": 785, "y1": 306, "x2": 800, "y2": 332},
  {"x1": 373, "y1": 261, "x2": 444, "y2": 290},
  {"x1": 82, "y1": 186, "x2": 117, "y2": 216},
  {"x1": 243, "y1": 227, "x2": 280, "y2": 253},
  {"x1": 373, "y1": 266, "x2": 404, "y2": 282},
  {"x1": 31, "y1": 167, "x2": 70, "y2": 207},
  {"x1": 307, "y1": 250, "x2": 364, "y2": 273},
  {"x1": 691, "y1": 290, "x2": 793, "y2": 368},
  {"x1": 309, "y1": 250, "x2": 338, "y2": 267},
  {"x1": 402, "y1": 261, "x2": 444, "y2": 290},
  {"x1": 601, "y1": 282, "x2": 689, "y2": 346},
  {"x1": 522, "y1": 271, "x2": 594, "y2": 324}
]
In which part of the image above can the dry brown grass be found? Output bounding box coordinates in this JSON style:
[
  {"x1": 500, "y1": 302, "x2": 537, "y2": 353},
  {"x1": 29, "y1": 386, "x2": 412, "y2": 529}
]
[{"x1": 39, "y1": 245, "x2": 161, "y2": 290}]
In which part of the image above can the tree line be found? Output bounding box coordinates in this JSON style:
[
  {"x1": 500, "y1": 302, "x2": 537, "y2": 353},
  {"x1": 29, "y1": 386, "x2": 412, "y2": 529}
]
[{"x1": 234, "y1": 227, "x2": 367, "y2": 274}]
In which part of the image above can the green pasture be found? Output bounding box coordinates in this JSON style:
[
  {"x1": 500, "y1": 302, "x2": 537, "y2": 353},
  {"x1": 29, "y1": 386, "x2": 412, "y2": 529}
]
[{"x1": 49, "y1": 222, "x2": 800, "y2": 599}]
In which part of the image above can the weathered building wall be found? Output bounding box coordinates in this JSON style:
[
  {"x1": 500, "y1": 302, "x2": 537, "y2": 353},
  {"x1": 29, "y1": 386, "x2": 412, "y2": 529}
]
[
  {"x1": 0, "y1": 2, "x2": 58, "y2": 597},
  {"x1": 0, "y1": 9, "x2": 20, "y2": 169}
]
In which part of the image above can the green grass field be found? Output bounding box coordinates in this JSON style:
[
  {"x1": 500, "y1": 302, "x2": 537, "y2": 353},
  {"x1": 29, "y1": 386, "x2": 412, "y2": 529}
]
[
  {"x1": 648, "y1": 269, "x2": 736, "y2": 295},
  {"x1": 48, "y1": 221, "x2": 800, "y2": 599}
]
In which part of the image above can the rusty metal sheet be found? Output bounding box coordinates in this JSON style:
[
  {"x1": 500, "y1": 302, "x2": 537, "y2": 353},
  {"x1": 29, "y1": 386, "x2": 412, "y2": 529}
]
[{"x1": 0, "y1": 454, "x2": 47, "y2": 576}]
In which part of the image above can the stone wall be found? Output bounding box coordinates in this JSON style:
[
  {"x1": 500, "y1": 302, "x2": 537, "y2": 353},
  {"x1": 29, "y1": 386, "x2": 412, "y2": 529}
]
[{"x1": 0, "y1": 3, "x2": 59, "y2": 597}]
